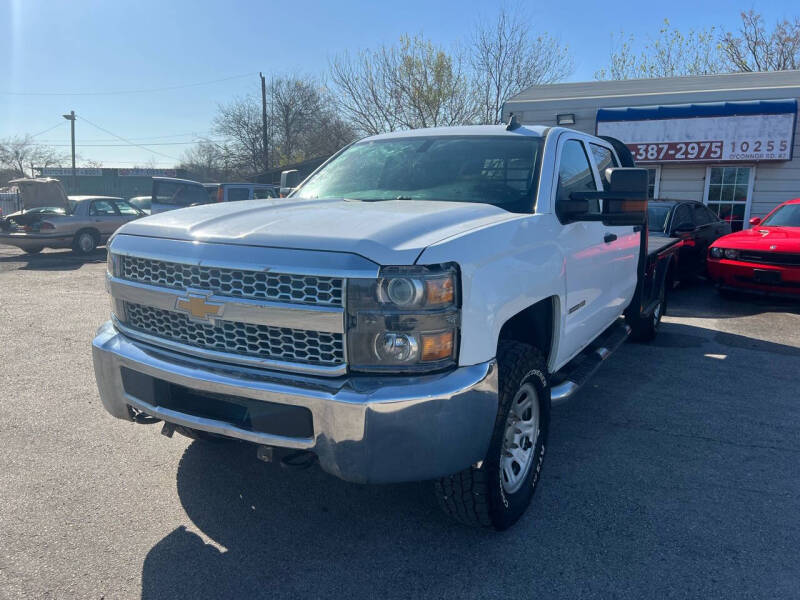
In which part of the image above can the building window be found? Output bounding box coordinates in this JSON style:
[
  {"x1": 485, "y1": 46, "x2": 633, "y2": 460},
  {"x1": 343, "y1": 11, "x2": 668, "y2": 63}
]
[
  {"x1": 646, "y1": 166, "x2": 660, "y2": 199},
  {"x1": 705, "y1": 166, "x2": 752, "y2": 232}
]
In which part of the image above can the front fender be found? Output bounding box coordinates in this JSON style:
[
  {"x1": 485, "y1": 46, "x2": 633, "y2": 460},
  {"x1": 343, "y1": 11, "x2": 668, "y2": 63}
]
[{"x1": 416, "y1": 214, "x2": 565, "y2": 367}]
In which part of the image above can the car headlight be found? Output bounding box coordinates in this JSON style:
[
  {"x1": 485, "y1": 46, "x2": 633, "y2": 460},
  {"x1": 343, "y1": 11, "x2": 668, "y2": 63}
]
[
  {"x1": 723, "y1": 248, "x2": 739, "y2": 260},
  {"x1": 346, "y1": 263, "x2": 459, "y2": 373},
  {"x1": 107, "y1": 251, "x2": 121, "y2": 277},
  {"x1": 710, "y1": 247, "x2": 724, "y2": 259}
]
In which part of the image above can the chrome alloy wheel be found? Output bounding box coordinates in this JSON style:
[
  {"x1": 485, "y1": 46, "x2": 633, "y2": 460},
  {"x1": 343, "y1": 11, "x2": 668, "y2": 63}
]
[{"x1": 500, "y1": 382, "x2": 541, "y2": 494}]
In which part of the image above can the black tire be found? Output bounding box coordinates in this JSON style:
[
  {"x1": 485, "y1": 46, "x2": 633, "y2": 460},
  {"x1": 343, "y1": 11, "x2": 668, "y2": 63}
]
[
  {"x1": 72, "y1": 230, "x2": 98, "y2": 255},
  {"x1": 435, "y1": 341, "x2": 550, "y2": 530},
  {"x1": 24, "y1": 246, "x2": 44, "y2": 254},
  {"x1": 629, "y1": 276, "x2": 666, "y2": 342}
]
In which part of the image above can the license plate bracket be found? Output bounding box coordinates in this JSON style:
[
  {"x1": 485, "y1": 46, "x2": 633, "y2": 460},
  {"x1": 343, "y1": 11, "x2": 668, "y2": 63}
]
[{"x1": 753, "y1": 269, "x2": 781, "y2": 284}]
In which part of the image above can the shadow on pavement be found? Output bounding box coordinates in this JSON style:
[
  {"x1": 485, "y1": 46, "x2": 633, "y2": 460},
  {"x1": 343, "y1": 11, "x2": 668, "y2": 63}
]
[
  {"x1": 667, "y1": 280, "x2": 800, "y2": 319},
  {"x1": 0, "y1": 247, "x2": 106, "y2": 271},
  {"x1": 140, "y1": 319, "x2": 800, "y2": 599}
]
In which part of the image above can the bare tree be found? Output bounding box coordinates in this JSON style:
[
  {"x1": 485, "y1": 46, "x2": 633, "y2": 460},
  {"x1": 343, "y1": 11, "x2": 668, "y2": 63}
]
[
  {"x1": 330, "y1": 35, "x2": 478, "y2": 135},
  {"x1": 0, "y1": 135, "x2": 67, "y2": 177},
  {"x1": 179, "y1": 140, "x2": 234, "y2": 181},
  {"x1": 721, "y1": 10, "x2": 800, "y2": 72},
  {"x1": 596, "y1": 20, "x2": 725, "y2": 80},
  {"x1": 212, "y1": 97, "x2": 266, "y2": 175},
  {"x1": 470, "y1": 5, "x2": 573, "y2": 124}
]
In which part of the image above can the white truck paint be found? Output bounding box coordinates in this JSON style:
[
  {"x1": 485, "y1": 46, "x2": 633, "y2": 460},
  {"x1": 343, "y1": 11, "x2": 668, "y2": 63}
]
[{"x1": 92, "y1": 124, "x2": 671, "y2": 529}]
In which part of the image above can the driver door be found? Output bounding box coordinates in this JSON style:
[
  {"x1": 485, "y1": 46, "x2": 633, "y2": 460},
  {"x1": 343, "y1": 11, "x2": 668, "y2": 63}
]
[{"x1": 554, "y1": 136, "x2": 618, "y2": 364}]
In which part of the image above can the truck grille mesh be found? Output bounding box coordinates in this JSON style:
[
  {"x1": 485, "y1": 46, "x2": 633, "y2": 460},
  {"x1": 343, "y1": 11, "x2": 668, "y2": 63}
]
[
  {"x1": 123, "y1": 302, "x2": 344, "y2": 367},
  {"x1": 120, "y1": 256, "x2": 343, "y2": 307}
]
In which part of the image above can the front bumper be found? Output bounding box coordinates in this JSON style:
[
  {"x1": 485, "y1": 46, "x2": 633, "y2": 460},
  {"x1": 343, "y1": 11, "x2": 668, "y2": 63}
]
[
  {"x1": 707, "y1": 258, "x2": 800, "y2": 296},
  {"x1": 92, "y1": 321, "x2": 498, "y2": 483}
]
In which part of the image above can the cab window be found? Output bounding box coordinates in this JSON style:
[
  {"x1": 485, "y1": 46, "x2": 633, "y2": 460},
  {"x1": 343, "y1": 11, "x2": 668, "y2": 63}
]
[
  {"x1": 226, "y1": 188, "x2": 251, "y2": 202},
  {"x1": 589, "y1": 144, "x2": 619, "y2": 191},
  {"x1": 557, "y1": 139, "x2": 599, "y2": 213},
  {"x1": 114, "y1": 200, "x2": 141, "y2": 216}
]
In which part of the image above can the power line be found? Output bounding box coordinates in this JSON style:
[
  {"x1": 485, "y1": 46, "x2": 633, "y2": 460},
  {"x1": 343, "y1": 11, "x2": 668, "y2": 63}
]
[
  {"x1": 0, "y1": 73, "x2": 257, "y2": 97},
  {"x1": 37, "y1": 131, "x2": 215, "y2": 143},
  {"x1": 78, "y1": 115, "x2": 180, "y2": 161},
  {"x1": 30, "y1": 122, "x2": 66, "y2": 138},
  {"x1": 46, "y1": 140, "x2": 229, "y2": 147}
]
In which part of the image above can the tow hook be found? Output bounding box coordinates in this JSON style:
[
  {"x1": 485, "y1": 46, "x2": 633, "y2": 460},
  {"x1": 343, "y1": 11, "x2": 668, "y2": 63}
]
[
  {"x1": 131, "y1": 409, "x2": 161, "y2": 425},
  {"x1": 280, "y1": 450, "x2": 318, "y2": 471},
  {"x1": 161, "y1": 422, "x2": 175, "y2": 438}
]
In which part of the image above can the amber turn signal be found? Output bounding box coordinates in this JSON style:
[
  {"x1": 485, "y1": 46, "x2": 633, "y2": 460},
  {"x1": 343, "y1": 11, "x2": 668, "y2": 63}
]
[
  {"x1": 425, "y1": 276, "x2": 454, "y2": 306},
  {"x1": 421, "y1": 331, "x2": 454, "y2": 361}
]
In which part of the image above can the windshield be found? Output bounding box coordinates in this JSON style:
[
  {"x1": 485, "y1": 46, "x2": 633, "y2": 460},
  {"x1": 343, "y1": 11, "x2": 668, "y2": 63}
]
[
  {"x1": 762, "y1": 204, "x2": 800, "y2": 227},
  {"x1": 294, "y1": 135, "x2": 542, "y2": 213},
  {"x1": 647, "y1": 204, "x2": 672, "y2": 232}
]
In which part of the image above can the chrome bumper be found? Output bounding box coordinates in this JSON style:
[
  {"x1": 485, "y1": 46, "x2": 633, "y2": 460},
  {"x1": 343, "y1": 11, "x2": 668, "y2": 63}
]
[{"x1": 92, "y1": 321, "x2": 498, "y2": 483}]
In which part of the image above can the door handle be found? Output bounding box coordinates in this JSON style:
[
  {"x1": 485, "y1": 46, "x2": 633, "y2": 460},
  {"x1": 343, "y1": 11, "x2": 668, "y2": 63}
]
[{"x1": 604, "y1": 233, "x2": 617, "y2": 243}]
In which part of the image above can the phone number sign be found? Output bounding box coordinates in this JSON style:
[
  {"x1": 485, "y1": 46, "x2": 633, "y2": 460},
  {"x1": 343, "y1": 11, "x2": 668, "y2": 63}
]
[{"x1": 598, "y1": 113, "x2": 795, "y2": 163}]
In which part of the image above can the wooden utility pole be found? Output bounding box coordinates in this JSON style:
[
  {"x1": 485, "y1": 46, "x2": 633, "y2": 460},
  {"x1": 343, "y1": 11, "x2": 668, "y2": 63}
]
[
  {"x1": 260, "y1": 73, "x2": 269, "y2": 174},
  {"x1": 62, "y1": 110, "x2": 76, "y2": 190}
]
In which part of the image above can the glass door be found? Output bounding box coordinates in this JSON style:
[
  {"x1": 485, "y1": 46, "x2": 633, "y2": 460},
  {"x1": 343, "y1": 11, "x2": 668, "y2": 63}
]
[{"x1": 704, "y1": 166, "x2": 753, "y2": 231}]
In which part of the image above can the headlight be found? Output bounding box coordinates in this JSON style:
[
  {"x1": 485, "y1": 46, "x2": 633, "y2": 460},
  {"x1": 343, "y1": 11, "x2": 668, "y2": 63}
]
[
  {"x1": 710, "y1": 247, "x2": 724, "y2": 259},
  {"x1": 346, "y1": 263, "x2": 459, "y2": 373},
  {"x1": 723, "y1": 248, "x2": 739, "y2": 260},
  {"x1": 107, "y1": 251, "x2": 121, "y2": 276}
]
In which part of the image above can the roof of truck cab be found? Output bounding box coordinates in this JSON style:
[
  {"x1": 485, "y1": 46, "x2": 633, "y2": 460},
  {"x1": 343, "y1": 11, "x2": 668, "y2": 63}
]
[{"x1": 362, "y1": 124, "x2": 549, "y2": 142}]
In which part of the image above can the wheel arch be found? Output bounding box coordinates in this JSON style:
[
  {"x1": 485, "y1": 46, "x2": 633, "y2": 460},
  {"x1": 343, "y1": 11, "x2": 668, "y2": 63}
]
[{"x1": 497, "y1": 296, "x2": 559, "y2": 371}]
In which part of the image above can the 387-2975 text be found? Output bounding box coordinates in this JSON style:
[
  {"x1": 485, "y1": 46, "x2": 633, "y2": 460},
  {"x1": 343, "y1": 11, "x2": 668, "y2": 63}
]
[{"x1": 628, "y1": 139, "x2": 790, "y2": 163}]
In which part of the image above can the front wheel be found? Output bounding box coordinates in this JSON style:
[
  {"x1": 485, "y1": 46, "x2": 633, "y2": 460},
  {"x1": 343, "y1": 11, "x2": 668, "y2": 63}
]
[
  {"x1": 435, "y1": 341, "x2": 550, "y2": 530},
  {"x1": 628, "y1": 277, "x2": 666, "y2": 342},
  {"x1": 72, "y1": 230, "x2": 98, "y2": 255}
]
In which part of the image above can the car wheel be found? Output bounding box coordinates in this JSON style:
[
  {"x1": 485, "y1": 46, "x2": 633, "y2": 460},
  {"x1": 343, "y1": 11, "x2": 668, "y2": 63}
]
[
  {"x1": 434, "y1": 341, "x2": 550, "y2": 530},
  {"x1": 24, "y1": 246, "x2": 44, "y2": 254},
  {"x1": 72, "y1": 230, "x2": 98, "y2": 255}
]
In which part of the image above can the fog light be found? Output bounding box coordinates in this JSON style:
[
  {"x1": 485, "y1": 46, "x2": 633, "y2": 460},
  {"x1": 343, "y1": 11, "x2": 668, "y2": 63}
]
[
  {"x1": 724, "y1": 248, "x2": 739, "y2": 259},
  {"x1": 374, "y1": 332, "x2": 419, "y2": 362},
  {"x1": 421, "y1": 331, "x2": 454, "y2": 362}
]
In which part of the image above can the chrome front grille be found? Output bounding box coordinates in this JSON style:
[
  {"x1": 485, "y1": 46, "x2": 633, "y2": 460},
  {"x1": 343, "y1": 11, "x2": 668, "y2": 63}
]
[
  {"x1": 121, "y1": 256, "x2": 343, "y2": 307},
  {"x1": 123, "y1": 302, "x2": 344, "y2": 367}
]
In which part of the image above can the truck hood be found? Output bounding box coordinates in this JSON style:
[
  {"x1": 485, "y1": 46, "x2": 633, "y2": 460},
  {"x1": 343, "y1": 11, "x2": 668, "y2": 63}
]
[{"x1": 117, "y1": 198, "x2": 517, "y2": 264}]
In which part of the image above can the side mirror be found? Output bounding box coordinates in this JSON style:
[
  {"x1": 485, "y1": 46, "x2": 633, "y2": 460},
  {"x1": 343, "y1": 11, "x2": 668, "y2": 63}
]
[
  {"x1": 560, "y1": 167, "x2": 647, "y2": 227},
  {"x1": 280, "y1": 169, "x2": 301, "y2": 197},
  {"x1": 749, "y1": 216, "x2": 761, "y2": 226}
]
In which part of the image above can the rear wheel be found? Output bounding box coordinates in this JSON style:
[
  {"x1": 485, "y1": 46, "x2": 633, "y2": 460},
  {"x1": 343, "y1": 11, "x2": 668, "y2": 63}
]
[
  {"x1": 435, "y1": 341, "x2": 550, "y2": 530},
  {"x1": 629, "y1": 276, "x2": 666, "y2": 342},
  {"x1": 72, "y1": 230, "x2": 98, "y2": 255}
]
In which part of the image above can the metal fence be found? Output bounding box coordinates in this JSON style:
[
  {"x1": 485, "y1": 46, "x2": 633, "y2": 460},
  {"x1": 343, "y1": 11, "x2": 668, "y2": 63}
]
[{"x1": 0, "y1": 191, "x2": 20, "y2": 215}]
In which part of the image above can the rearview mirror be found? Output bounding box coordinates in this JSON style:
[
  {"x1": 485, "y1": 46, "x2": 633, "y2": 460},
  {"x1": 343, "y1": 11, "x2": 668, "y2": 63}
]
[
  {"x1": 560, "y1": 167, "x2": 648, "y2": 227},
  {"x1": 280, "y1": 169, "x2": 301, "y2": 197}
]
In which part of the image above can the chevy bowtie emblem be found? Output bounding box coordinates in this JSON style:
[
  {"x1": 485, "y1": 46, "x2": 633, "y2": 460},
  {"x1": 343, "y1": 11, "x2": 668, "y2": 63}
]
[
  {"x1": 175, "y1": 292, "x2": 223, "y2": 322},
  {"x1": 770, "y1": 245, "x2": 777, "y2": 250}
]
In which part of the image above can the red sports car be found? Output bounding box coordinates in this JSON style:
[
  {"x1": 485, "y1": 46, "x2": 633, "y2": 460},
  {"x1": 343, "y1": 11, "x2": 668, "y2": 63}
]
[{"x1": 707, "y1": 198, "x2": 800, "y2": 296}]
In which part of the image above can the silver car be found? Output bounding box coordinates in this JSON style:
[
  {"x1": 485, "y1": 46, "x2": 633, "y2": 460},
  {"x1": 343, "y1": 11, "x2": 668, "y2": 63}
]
[{"x1": 0, "y1": 178, "x2": 145, "y2": 255}]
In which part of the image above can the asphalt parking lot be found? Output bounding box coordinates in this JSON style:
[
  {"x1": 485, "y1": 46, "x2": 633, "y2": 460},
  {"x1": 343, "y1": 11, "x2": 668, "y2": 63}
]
[{"x1": 1, "y1": 245, "x2": 799, "y2": 599}]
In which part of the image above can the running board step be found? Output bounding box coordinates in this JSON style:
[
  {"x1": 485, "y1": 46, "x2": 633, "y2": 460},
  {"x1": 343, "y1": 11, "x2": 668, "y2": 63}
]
[{"x1": 550, "y1": 320, "x2": 631, "y2": 406}]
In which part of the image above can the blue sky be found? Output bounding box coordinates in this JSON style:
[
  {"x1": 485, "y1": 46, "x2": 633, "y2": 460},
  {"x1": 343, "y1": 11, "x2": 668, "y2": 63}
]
[{"x1": 1, "y1": 0, "x2": 797, "y2": 166}]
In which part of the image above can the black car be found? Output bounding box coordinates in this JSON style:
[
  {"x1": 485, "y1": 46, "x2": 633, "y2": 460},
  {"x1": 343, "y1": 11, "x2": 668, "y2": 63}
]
[{"x1": 648, "y1": 199, "x2": 732, "y2": 282}]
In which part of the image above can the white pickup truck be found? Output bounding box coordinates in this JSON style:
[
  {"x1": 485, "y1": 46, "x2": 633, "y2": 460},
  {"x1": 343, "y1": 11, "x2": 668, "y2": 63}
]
[{"x1": 93, "y1": 122, "x2": 677, "y2": 529}]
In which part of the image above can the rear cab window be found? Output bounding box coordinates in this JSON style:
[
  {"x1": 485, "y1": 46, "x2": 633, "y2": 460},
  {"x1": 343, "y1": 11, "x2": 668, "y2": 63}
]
[{"x1": 152, "y1": 180, "x2": 211, "y2": 207}]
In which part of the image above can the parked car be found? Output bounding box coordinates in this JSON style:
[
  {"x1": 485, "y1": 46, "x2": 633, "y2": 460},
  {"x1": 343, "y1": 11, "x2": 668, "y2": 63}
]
[
  {"x1": 708, "y1": 198, "x2": 800, "y2": 297},
  {"x1": 150, "y1": 177, "x2": 279, "y2": 214},
  {"x1": 93, "y1": 123, "x2": 678, "y2": 530},
  {"x1": 648, "y1": 199, "x2": 732, "y2": 282},
  {"x1": 129, "y1": 195, "x2": 151, "y2": 214},
  {"x1": 0, "y1": 178, "x2": 145, "y2": 255}
]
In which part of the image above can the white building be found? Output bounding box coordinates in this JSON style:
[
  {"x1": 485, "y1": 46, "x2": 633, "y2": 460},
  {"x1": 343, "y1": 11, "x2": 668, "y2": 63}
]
[{"x1": 504, "y1": 70, "x2": 800, "y2": 231}]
